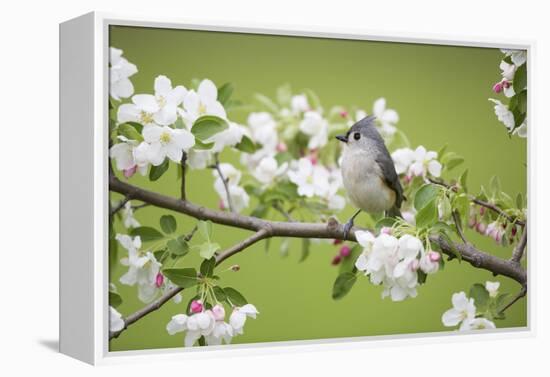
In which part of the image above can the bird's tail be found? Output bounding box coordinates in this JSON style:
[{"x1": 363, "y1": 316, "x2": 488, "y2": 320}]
[{"x1": 386, "y1": 205, "x2": 402, "y2": 219}]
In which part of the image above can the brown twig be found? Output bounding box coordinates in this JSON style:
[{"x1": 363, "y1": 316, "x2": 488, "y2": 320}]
[
  {"x1": 428, "y1": 178, "x2": 525, "y2": 226},
  {"x1": 452, "y1": 210, "x2": 468, "y2": 244},
  {"x1": 211, "y1": 154, "x2": 235, "y2": 213},
  {"x1": 110, "y1": 195, "x2": 131, "y2": 217},
  {"x1": 511, "y1": 224, "x2": 528, "y2": 264},
  {"x1": 498, "y1": 285, "x2": 527, "y2": 314}
]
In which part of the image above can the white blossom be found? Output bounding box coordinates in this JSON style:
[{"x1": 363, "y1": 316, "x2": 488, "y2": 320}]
[
  {"x1": 409, "y1": 146, "x2": 442, "y2": 178},
  {"x1": 489, "y1": 98, "x2": 515, "y2": 131},
  {"x1": 501, "y1": 49, "x2": 527, "y2": 67},
  {"x1": 117, "y1": 75, "x2": 187, "y2": 126},
  {"x1": 208, "y1": 122, "x2": 248, "y2": 153},
  {"x1": 391, "y1": 148, "x2": 415, "y2": 175},
  {"x1": 252, "y1": 156, "x2": 288, "y2": 185},
  {"x1": 247, "y1": 112, "x2": 278, "y2": 152},
  {"x1": 109, "y1": 306, "x2": 125, "y2": 332},
  {"x1": 116, "y1": 234, "x2": 161, "y2": 303},
  {"x1": 122, "y1": 201, "x2": 140, "y2": 228},
  {"x1": 109, "y1": 136, "x2": 149, "y2": 177},
  {"x1": 441, "y1": 291, "x2": 476, "y2": 327},
  {"x1": 299, "y1": 111, "x2": 328, "y2": 149},
  {"x1": 291, "y1": 94, "x2": 310, "y2": 113},
  {"x1": 179, "y1": 79, "x2": 226, "y2": 126},
  {"x1": 372, "y1": 97, "x2": 399, "y2": 137},
  {"x1": 139, "y1": 125, "x2": 195, "y2": 166},
  {"x1": 460, "y1": 317, "x2": 496, "y2": 331},
  {"x1": 287, "y1": 158, "x2": 330, "y2": 198},
  {"x1": 109, "y1": 47, "x2": 137, "y2": 101},
  {"x1": 229, "y1": 304, "x2": 259, "y2": 335},
  {"x1": 419, "y1": 251, "x2": 440, "y2": 274},
  {"x1": 485, "y1": 281, "x2": 500, "y2": 298}
]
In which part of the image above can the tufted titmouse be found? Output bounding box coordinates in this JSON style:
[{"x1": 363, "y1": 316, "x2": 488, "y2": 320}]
[{"x1": 336, "y1": 115, "x2": 404, "y2": 238}]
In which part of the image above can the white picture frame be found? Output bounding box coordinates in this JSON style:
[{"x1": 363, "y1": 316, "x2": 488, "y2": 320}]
[{"x1": 59, "y1": 11, "x2": 535, "y2": 365}]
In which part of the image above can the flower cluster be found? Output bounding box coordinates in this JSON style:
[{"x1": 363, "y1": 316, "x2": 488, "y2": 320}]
[
  {"x1": 391, "y1": 146, "x2": 442, "y2": 181},
  {"x1": 109, "y1": 47, "x2": 138, "y2": 101},
  {"x1": 489, "y1": 49, "x2": 527, "y2": 138},
  {"x1": 354, "y1": 231, "x2": 440, "y2": 301},
  {"x1": 167, "y1": 300, "x2": 259, "y2": 347},
  {"x1": 116, "y1": 234, "x2": 181, "y2": 303},
  {"x1": 441, "y1": 284, "x2": 498, "y2": 331}
]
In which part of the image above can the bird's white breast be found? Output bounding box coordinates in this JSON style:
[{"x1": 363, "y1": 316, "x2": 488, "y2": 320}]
[{"x1": 340, "y1": 147, "x2": 396, "y2": 213}]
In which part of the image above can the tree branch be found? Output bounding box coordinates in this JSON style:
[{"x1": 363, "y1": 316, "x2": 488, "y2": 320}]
[
  {"x1": 110, "y1": 175, "x2": 527, "y2": 286},
  {"x1": 109, "y1": 228, "x2": 269, "y2": 340},
  {"x1": 511, "y1": 224, "x2": 528, "y2": 264},
  {"x1": 428, "y1": 178, "x2": 525, "y2": 226},
  {"x1": 110, "y1": 195, "x2": 131, "y2": 217},
  {"x1": 498, "y1": 285, "x2": 527, "y2": 314}
]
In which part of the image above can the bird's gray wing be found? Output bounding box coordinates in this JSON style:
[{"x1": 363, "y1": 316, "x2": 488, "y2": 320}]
[{"x1": 363, "y1": 126, "x2": 404, "y2": 209}]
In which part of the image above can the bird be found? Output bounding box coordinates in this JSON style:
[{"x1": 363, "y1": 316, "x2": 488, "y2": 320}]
[{"x1": 335, "y1": 115, "x2": 404, "y2": 238}]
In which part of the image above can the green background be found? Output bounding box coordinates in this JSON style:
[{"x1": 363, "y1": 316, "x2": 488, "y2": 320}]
[{"x1": 108, "y1": 26, "x2": 527, "y2": 351}]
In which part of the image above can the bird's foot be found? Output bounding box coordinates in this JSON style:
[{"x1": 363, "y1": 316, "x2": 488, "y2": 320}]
[{"x1": 343, "y1": 219, "x2": 354, "y2": 240}]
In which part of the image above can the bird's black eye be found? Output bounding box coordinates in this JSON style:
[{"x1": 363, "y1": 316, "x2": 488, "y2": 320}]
[{"x1": 353, "y1": 132, "x2": 361, "y2": 140}]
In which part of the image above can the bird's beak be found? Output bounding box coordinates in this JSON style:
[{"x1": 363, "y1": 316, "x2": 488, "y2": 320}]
[{"x1": 335, "y1": 134, "x2": 348, "y2": 143}]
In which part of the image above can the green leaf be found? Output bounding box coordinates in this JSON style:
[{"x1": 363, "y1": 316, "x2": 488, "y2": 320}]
[
  {"x1": 162, "y1": 268, "x2": 198, "y2": 288},
  {"x1": 212, "y1": 286, "x2": 227, "y2": 302},
  {"x1": 197, "y1": 220, "x2": 213, "y2": 241},
  {"x1": 250, "y1": 204, "x2": 269, "y2": 218},
  {"x1": 276, "y1": 83, "x2": 292, "y2": 106},
  {"x1": 217, "y1": 82, "x2": 234, "y2": 105},
  {"x1": 374, "y1": 217, "x2": 397, "y2": 233},
  {"x1": 444, "y1": 156, "x2": 464, "y2": 171},
  {"x1": 191, "y1": 115, "x2": 229, "y2": 141},
  {"x1": 438, "y1": 196, "x2": 452, "y2": 220},
  {"x1": 130, "y1": 226, "x2": 164, "y2": 242},
  {"x1": 332, "y1": 271, "x2": 357, "y2": 300},
  {"x1": 417, "y1": 270, "x2": 427, "y2": 285},
  {"x1": 512, "y1": 108, "x2": 526, "y2": 129},
  {"x1": 200, "y1": 257, "x2": 216, "y2": 277},
  {"x1": 516, "y1": 193, "x2": 524, "y2": 209},
  {"x1": 515, "y1": 90, "x2": 527, "y2": 114},
  {"x1": 224, "y1": 287, "x2": 248, "y2": 306},
  {"x1": 459, "y1": 169, "x2": 469, "y2": 192},
  {"x1": 490, "y1": 176, "x2": 501, "y2": 197},
  {"x1": 469, "y1": 283, "x2": 490, "y2": 312},
  {"x1": 299, "y1": 238, "x2": 310, "y2": 262},
  {"x1": 339, "y1": 245, "x2": 362, "y2": 273},
  {"x1": 253, "y1": 93, "x2": 279, "y2": 113},
  {"x1": 303, "y1": 88, "x2": 321, "y2": 110},
  {"x1": 160, "y1": 215, "x2": 177, "y2": 234},
  {"x1": 198, "y1": 242, "x2": 220, "y2": 259},
  {"x1": 234, "y1": 135, "x2": 259, "y2": 153},
  {"x1": 167, "y1": 238, "x2": 189, "y2": 256},
  {"x1": 193, "y1": 139, "x2": 215, "y2": 150},
  {"x1": 514, "y1": 64, "x2": 527, "y2": 93},
  {"x1": 416, "y1": 199, "x2": 438, "y2": 228},
  {"x1": 149, "y1": 158, "x2": 169, "y2": 181},
  {"x1": 117, "y1": 123, "x2": 143, "y2": 142},
  {"x1": 109, "y1": 291, "x2": 123, "y2": 308},
  {"x1": 453, "y1": 194, "x2": 470, "y2": 226},
  {"x1": 414, "y1": 184, "x2": 440, "y2": 211}
]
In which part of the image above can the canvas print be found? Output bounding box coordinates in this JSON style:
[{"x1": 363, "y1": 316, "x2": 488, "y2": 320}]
[{"x1": 107, "y1": 25, "x2": 528, "y2": 352}]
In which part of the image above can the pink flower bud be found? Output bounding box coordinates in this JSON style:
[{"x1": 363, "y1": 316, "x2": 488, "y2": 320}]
[
  {"x1": 468, "y1": 216, "x2": 477, "y2": 228},
  {"x1": 212, "y1": 304, "x2": 225, "y2": 321},
  {"x1": 410, "y1": 259, "x2": 420, "y2": 271},
  {"x1": 339, "y1": 110, "x2": 349, "y2": 118},
  {"x1": 511, "y1": 226, "x2": 517, "y2": 237},
  {"x1": 331, "y1": 255, "x2": 342, "y2": 266},
  {"x1": 276, "y1": 142, "x2": 288, "y2": 152},
  {"x1": 479, "y1": 207, "x2": 486, "y2": 216},
  {"x1": 155, "y1": 272, "x2": 164, "y2": 288},
  {"x1": 339, "y1": 245, "x2": 351, "y2": 258},
  {"x1": 309, "y1": 156, "x2": 318, "y2": 165},
  {"x1": 218, "y1": 199, "x2": 225, "y2": 210},
  {"x1": 502, "y1": 80, "x2": 511, "y2": 89},
  {"x1": 123, "y1": 165, "x2": 137, "y2": 178},
  {"x1": 428, "y1": 251, "x2": 440, "y2": 262},
  {"x1": 476, "y1": 222, "x2": 487, "y2": 234},
  {"x1": 404, "y1": 175, "x2": 413, "y2": 184},
  {"x1": 380, "y1": 227, "x2": 393, "y2": 235},
  {"x1": 190, "y1": 300, "x2": 203, "y2": 314},
  {"x1": 492, "y1": 82, "x2": 503, "y2": 93},
  {"x1": 333, "y1": 239, "x2": 343, "y2": 245}
]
